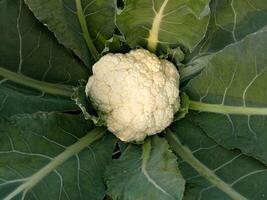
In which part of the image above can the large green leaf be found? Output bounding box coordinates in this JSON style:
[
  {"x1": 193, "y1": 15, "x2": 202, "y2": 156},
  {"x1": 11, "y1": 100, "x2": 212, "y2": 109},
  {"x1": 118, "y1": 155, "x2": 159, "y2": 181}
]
[
  {"x1": 191, "y1": 0, "x2": 267, "y2": 57},
  {"x1": 0, "y1": 0, "x2": 88, "y2": 116},
  {"x1": 0, "y1": 112, "x2": 117, "y2": 199},
  {"x1": 0, "y1": 85, "x2": 73, "y2": 117},
  {"x1": 166, "y1": 120, "x2": 267, "y2": 200},
  {"x1": 24, "y1": 0, "x2": 116, "y2": 65},
  {"x1": 105, "y1": 136, "x2": 185, "y2": 200},
  {"x1": 185, "y1": 29, "x2": 267, "y2": 164},
  {"x1": 116, "y1": 0, "x2": 210, "y2": 53}
]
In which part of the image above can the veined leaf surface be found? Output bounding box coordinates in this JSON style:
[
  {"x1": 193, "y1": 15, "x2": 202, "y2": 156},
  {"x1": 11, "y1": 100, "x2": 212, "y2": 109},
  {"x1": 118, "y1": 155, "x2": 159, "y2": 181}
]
[
  {"x1": 105, "y1": 136, "x2": 185, "y2": 200},
  {"x1": 0, "y1": 0, "x2": 88, "y2": 116},
  {"x1": 167, "y1": 119, "x2": 267, "y2": 200},
  {"x1": 116, "y1": 0, "x2": 210, "y2": 52},
  {"x1": 0, "y1": 113, "x2": 117, "y2": 200},
  {"x1": 192, "y1": 0, "x2": 267, "y2": 57},
  {"x1": 186, "y1": 29, "x2": 267, "y2": 165},
  {"x1": 24, "y1": 0, "x2": 116, "y2": 65}
]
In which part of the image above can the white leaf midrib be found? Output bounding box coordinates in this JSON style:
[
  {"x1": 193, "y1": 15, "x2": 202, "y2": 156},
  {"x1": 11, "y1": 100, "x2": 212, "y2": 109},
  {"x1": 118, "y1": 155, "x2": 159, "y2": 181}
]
[
  {"x1": 147, "y1": 0, "x2": 169, "y2": 51},
  {"x1": 141, "y1": 165, "x2": 174, "y2": 199},
  {"x1": 141, "y1": 139, "x2": 175, "y2": 199}
]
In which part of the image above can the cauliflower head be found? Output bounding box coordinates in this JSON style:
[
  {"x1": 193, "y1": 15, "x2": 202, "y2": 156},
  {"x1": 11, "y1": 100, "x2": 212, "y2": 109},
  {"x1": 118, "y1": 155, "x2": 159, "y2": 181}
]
[{"x1": 85, "y1": 49, "x2": 180, "y2": 142}]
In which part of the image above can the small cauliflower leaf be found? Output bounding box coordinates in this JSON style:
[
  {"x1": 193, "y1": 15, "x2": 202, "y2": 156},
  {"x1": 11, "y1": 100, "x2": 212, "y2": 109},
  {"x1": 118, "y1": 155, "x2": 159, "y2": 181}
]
[
  {"x1": 174, "y1": 92, "x2": 190, "y2": 121},
  {"x1": 72, "y1": 82, "x2": 105, "y2": 126}
]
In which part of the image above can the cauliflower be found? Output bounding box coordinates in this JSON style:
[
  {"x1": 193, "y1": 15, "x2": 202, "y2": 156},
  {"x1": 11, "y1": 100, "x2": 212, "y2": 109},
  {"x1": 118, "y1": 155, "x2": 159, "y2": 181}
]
[{"x1": 85, "y1": 49, "x2": 180, "y2": 142}]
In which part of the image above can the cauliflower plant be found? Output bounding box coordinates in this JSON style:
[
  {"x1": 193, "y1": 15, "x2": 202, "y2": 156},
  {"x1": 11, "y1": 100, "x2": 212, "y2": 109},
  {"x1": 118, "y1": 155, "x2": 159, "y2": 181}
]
[{"x1": 85, "y1": 49, "x2": 180, "y2": 142}]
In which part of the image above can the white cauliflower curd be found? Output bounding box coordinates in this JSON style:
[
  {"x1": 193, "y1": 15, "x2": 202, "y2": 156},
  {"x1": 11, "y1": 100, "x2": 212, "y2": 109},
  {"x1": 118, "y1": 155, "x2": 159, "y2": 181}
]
[{"x1": 85, "y1": 49, "x2": 180, "y2": 142}]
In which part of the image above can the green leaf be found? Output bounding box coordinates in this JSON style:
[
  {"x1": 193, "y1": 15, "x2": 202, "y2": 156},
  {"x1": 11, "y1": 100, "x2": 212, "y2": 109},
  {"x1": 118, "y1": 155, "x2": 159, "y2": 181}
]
[
  {"x1": 186, "y1": 30, "x2": 267, "y2": 165},
  {"x1": 174, "y1": 92, "x2": 190, "y2": 121},
  {"x1": 0, "y1": 112, "x2": 117, "y2": 200},
  {"x1": 0, "y1": 0, "x2": 88, "y2": 116},
  {"x1": 161, "y1": 46, "x2": 185, "y2": 64},
  {"x1": 116, "y1": 0, "x2": 210, "y2": 52},
  {"x1": 166, "y1": 119, "x2": 267, "y2": 200},
  {"x1": 24, "y1": 0, "x2": 116, "y2": 65},
  {"x1": 180, "y1": 54, "x2": 214, "y2": 82},
  {"x1": 103, "y1": 34, "x2": 131, "y2": 54},
  {"x1": 0, "y1": 86, "x2": 74, "y2": 117},
  {"x1": 105, "y1": 136, "x2": 185, "y2": 200},
  {"x1": 192, "y1": 0, "x2": 267, "y2": 57},
  {"x1": 72, "y1": 81, "x2": 105, "y2": 125}
]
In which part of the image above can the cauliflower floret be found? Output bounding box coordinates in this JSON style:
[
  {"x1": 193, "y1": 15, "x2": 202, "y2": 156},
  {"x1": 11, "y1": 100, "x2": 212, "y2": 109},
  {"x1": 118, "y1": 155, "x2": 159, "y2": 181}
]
[{"x1": 86, "y1": 49, "x2": 180, "y2": 142}]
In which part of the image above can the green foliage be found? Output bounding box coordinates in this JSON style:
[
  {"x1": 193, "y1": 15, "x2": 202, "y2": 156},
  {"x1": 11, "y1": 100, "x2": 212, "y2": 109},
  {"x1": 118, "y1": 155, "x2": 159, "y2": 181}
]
[
  {"x1": 0, "y1": 0, "x2": 88, "y2": 116},
  {"x1": 0, "y1": 113, "x2": 117, "y2": 199},
  {"x1": 197, "y1": 0, "x2": 267, "y2": 54},
  {"x1": 116, "y1": 0, "x2": 210, "y2": 52},
  {"x1": 186, "y1": 30, "x2": 267, "y2": 165},
  {"x1": 167, "y1": 119, "x2": 267, "y2": 200},
  {"x1": 1, "y1": 0, "x2": 267, "y2": 199},
  {"x1": 105, "y1": 136, "x2": 185, "y2": 200}
]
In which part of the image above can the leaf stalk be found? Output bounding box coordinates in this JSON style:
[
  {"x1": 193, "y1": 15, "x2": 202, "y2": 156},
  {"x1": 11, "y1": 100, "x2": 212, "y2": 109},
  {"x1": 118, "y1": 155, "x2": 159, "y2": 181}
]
[
  {"x1": 189, "y1": 100, "x2": 267, "y2": 116},
  {"x1": 0, "y1": 67, "x2": 73, "y2": 97}
]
